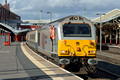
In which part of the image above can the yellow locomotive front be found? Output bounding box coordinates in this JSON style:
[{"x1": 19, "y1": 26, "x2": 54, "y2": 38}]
[
  {"x1": 58, "y1": 18, "x2": 97, "y2": 69},
  {"x1": 58, "y1": 23, "x2": 96, "y2": 57},
  {"x1": 58, "y1": 39, "x2": 96, "y2": 57}
]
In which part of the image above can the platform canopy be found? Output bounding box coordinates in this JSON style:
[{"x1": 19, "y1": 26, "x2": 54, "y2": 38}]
[
  {"x1": 0, "y1": 22, "x2": 29, "y2": 35},
  {"x1": 92, "y1": 9, "x2": 120, "y2": 23}
]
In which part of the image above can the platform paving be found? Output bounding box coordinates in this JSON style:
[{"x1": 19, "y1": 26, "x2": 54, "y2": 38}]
[
  {"x1": 21, "y1": 42, "x2": 83, "y2": 80},
  {"x1": 97, "y1": 50, "x2": 120, "y2": 66},
  {"x1": 0, "y1": 42, "x2": 83, "y2": 80},
  {"x1": 0, "y1": 42, "x2": 52, "y2": 80}
]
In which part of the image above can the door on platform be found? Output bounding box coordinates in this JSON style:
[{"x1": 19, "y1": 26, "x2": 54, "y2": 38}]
[{"x1": 1, "y1": 33, "x2": 10, "y2": 46}]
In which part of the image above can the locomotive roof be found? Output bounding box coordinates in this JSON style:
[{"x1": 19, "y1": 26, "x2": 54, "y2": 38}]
[
  {"x1": 34, "y1": 15, "x2": 92, "y2": 30},
  {"x1": 49, "y1": 15, "x2": 90, "y2": 24}
]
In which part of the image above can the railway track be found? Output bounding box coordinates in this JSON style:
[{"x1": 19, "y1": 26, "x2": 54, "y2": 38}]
[
  {"x1": 74, "y1": 66, "x2": 120, "y2": 80},
  {"x1": 37, "y1": 51, "x2": 95, "y2": 80},
  {"x1": 96, "y1": 67, "x2": 120, "y2": 78},
  {"x1": 77, "y1": 66, "x2": 120, "y2": 80}
]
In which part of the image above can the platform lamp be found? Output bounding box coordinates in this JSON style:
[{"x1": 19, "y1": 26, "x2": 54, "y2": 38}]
[
  {"x1": 96, "y1": 12, "x2": 105, "y2": 51},
  {"x1": 83, "y1": 8, "x2": 86, "y2": 17},
  {"x1": 47, "y1": 11, "x2": 52, "y2": 23},
  {"x1": 40, "y1": 10, "x2": 43, "y2": 20}
]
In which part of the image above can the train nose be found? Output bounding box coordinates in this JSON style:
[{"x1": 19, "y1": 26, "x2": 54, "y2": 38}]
[{"x1": 88, "y1": 59, "x2": 98, "y2": 65}]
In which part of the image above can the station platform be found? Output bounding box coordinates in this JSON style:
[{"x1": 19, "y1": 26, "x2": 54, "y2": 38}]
[
  {"x1": 0, "y1": 42, "x2": 83, "y2": 80},
  {"x1": 97, "y1": 50, "x2": 120, "y2": 65},
  {"x1": 97, "y1": 43, "x2": 120, "y2": 53}
]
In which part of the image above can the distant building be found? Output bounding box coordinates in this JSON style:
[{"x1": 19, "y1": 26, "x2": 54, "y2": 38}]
[
  {"x1": 0, "y1": 0, "x2": 21, "y2": 30},
  {"x1": 0, "y1": 0, "x2": 28, "y2": 42},
  {"x1": 0, "y1": 0, "x2": 20, "y2": 22},
  {"x1": 20, "y1": 20, "x2": 50, "y2": 30}
]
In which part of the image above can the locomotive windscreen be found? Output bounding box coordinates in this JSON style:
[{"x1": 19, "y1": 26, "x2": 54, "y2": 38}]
[{"x1": 63, "y1": 24, "x2": 91, "y2": 37}]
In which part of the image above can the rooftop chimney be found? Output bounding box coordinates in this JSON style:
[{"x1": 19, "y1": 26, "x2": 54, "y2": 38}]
[
  {"x1": 4, "y1": 0, "x2": 10, "y2": 10},
  {"x1": 5, "y1": 0, "x2": 7, "y2": 5}
]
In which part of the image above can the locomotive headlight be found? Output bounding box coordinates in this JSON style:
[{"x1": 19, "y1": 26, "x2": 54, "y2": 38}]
[
  {"x1": 60, "y1": 50, "x2": 68, "y2": 55},
  {"x1": 88, "y1": 50, "x2": 95, "y2": 54},
  {"x1": 61, "y1": 50, "x2": 68, "y2": 53},
  {"x1": 61, "y1": 50, "x2": 65, "y2": 53},
  {"x1": 91, "y1": 50, "x2": 95, "y2": 53}
]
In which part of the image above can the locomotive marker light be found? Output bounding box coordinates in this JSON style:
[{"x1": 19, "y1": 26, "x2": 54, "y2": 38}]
[
  {"x1": 64, "y1": 40, "x2": 67, "y2": 44},
  {"x1": 89, "y1": 40, "x2": 95, "y2": 46},
  {"x1": 74, "y1": 17, "x2": 78, "y2": 20},
  {"x1": 76, "y1": 47, "x2": 80, "y2": 51}
]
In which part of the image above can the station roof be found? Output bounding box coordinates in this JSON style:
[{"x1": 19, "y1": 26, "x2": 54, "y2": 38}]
[
  {"x1": 92, "y1": 9, "x2": 120, "y2": 23},
  {"x1": 0, "y1": 23, "x2": 29, "y2": 35}
]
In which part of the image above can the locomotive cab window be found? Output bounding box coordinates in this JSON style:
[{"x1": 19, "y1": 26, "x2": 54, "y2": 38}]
[{"x1": 63, "y1": 24, "x2": 91, "y2": 37}]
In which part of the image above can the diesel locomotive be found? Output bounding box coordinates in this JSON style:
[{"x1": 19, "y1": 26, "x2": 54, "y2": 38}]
[{"x1": 26, "y1": 15, "x2": 97, "y2": 72}]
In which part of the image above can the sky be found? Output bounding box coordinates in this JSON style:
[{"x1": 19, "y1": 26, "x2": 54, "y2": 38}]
[{"x1": 0, "y1": 0, "x2": 120, "y2": 20}]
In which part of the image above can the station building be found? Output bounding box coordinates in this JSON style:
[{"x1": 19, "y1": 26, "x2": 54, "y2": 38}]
[
  {"x1": 0, "y1": 0, "x2": 29, "y2": 43},
  {"x1": 0, "y1": 0, "x2": 21, "y2": 29},
  {"x1": 92, "y1": 9, "x2": 120, "y2": 45}
]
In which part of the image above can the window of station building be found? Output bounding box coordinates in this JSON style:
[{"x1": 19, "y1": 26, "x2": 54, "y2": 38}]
[
  {"x1": 33, "y1": 23, "x2": 37, "y2": 25},
  {"x1": 16, "y1": 16, "x2": 20, "y2": 20},
  {"x1": 39, "y1": 23, "x2": 43, "y2": 25},
  {"x1": 43, "y1": 23, "x2": 47, "y2": 25},
  {"x1": 38, "y1": 23, "x2": 41, "y2": 25}
]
